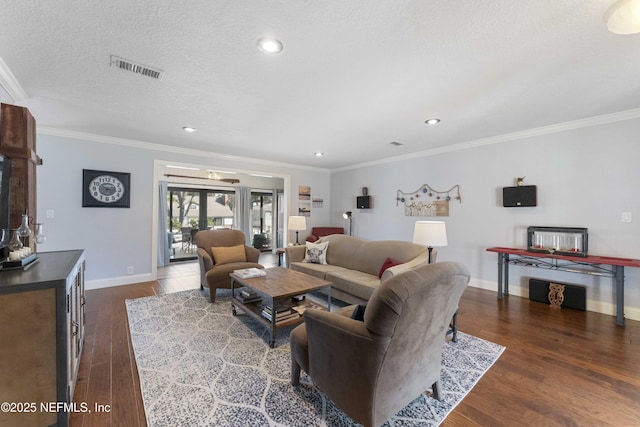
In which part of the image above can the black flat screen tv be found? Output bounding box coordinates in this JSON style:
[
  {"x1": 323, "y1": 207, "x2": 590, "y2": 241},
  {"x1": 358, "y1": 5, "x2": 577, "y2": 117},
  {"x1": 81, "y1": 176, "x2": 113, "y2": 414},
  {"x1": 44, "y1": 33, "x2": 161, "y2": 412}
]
[{"x1": 0, "y1": 154, "x2": 11, "y2": 231}]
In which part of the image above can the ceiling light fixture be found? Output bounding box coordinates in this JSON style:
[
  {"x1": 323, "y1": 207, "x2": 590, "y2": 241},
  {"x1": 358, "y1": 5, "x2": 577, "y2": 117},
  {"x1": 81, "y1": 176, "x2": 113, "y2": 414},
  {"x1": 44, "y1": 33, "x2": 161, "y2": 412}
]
[
  {"x1": 604, "y1": 0, "x2": 640, "y2": 34},
  {"x1": 182, "y1": 126, "x2": 197, "y2": 132},
  {"x1": 314, "y1": 152, "x2": 324, "y2": 157},
  {"x1": 425, "y1": 118, "x2": 441, "y2": 125},
  {"x1": 257, "y1": 38, "x2": 284, "y2": 54}
]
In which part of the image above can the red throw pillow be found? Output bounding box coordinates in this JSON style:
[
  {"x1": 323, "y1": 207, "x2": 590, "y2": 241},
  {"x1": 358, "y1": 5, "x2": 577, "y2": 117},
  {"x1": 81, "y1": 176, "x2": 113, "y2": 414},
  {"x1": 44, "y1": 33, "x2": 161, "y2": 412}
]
[{"x1": 379, "y1": 257, "x2": 401, "y2": 278}]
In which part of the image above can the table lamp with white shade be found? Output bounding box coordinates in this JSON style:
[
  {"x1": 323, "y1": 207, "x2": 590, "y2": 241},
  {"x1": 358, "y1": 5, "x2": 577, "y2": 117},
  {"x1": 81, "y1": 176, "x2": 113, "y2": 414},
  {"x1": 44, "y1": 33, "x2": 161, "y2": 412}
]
[
  {"x1": 412, "y1": 220, "x2": 448, "y2": 264},
  {"x1": 288, "y1": 216, "x2": 307, "y2": 245}
]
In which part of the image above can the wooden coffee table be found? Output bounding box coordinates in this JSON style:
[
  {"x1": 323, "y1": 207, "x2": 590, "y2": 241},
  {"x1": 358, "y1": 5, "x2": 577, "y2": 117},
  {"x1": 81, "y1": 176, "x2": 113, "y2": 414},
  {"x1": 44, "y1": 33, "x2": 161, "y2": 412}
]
[{"x1": 230, "y1": 267, "x2": 332, "y2": 347}]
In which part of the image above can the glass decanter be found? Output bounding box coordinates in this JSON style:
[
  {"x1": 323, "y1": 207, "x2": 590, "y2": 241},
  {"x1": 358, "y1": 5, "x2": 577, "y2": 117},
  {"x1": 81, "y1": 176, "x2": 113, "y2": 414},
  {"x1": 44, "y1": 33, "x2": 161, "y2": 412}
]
[
  {"x1": 0, "y1": 229, "x2": 10, "y2": 248},
  {"x1": 34, "y1": 223, "x2": 46, "y2": 244},
  {"x1": 8, "y1": 229, "x2": 23, "y2": 251},
  {"x1": 17, "y1": 213, "x2": 32, "y2": 237}
]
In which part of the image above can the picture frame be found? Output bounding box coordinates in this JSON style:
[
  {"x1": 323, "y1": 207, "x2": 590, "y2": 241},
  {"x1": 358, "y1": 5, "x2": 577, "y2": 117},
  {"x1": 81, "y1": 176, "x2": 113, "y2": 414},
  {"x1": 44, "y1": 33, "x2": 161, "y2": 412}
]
[{"x1": 82, "y1": 169, "x2": 131, "y2": 208}]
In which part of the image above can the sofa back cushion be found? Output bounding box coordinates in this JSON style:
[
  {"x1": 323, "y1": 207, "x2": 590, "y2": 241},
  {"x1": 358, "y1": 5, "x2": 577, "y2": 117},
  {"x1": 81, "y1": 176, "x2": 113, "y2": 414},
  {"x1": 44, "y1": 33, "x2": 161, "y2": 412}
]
[{"x1": 320, "y1": 234, "x2": 428, "y2": 276}]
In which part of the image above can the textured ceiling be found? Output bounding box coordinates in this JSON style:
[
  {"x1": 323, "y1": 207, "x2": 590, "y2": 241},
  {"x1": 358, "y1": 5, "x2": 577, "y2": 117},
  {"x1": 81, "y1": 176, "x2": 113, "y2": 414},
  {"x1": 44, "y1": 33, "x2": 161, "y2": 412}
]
[{"x1": 1, "y1": 1, "x2": 638, "y2": 170}]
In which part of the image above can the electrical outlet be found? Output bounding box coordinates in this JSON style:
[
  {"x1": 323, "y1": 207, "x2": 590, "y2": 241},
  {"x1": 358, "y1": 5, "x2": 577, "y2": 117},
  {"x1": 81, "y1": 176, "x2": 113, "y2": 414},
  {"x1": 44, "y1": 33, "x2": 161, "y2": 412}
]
[
  {"x1": 127, "y1": 266, "x2": 134, "y2": 275},
  {"x1": 46, "y1": 209, "x2": 55, "y2": 219},
  {"x1": 621, "y1": 212, "x2": 632, "y2": 223}
]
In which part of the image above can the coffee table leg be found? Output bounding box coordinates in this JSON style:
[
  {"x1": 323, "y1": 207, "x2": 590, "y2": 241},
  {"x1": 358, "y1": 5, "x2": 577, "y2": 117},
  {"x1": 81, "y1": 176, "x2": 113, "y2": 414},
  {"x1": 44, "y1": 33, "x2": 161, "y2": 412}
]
[
  {"x1": 270, "y1": 296, "x2": 276, "y2": 348},
  {"x1": 231, "y1": 279, "x2": 237, "y2": 316}
]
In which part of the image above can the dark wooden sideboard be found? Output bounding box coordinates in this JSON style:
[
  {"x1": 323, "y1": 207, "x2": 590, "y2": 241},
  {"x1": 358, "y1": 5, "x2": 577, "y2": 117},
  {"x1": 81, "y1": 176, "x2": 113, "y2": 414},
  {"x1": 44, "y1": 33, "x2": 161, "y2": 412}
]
[
  {"x1": 487, "y1": 247, "x2": 640, "y2": 326},
  {"x1": 0, "y1": 250, "x2": 85, "y2": 427}
]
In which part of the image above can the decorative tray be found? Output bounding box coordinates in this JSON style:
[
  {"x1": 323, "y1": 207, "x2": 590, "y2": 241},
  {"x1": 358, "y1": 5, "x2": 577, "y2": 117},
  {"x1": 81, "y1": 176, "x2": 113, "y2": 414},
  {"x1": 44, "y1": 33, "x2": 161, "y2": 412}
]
[{"x1": 0, "y1": 253, "x2": 39, "y2": 271}]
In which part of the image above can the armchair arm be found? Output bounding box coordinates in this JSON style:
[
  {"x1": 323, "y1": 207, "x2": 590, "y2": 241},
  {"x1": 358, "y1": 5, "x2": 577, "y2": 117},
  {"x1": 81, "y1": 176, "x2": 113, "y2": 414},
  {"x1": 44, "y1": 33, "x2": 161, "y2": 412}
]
[
  {"x1": 244, "y1": 245, "x2": 261, "y2": 263},
  {"x1": 303, "y1": 309, "x2": 389, "y2": 402},
  {"x1": 285, "y1": 245, "x2": 307, "y2": 267},
  {"x1": 196, "y1": 247, "x2": 213, "y2": 290},
  {"x1": 380, "y1": 251, "x2": 430, "y2": 282},
  {"x1": 196, "y1": 247, "x2": 213, "y2": 271}
]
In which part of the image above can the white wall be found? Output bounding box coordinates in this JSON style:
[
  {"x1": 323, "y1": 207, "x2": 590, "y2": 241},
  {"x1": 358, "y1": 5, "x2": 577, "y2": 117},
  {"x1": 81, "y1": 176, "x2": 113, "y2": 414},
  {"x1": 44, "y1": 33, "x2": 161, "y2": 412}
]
[
  {"x1": 330, "y1": 118, "x2": 640, "y2": 321},
  {"x1": 35, "y1": 117, "x2": 640, "y2": 322},
  {"x1": 36, "y1": 133, "x2": 331, "y2": 288}
]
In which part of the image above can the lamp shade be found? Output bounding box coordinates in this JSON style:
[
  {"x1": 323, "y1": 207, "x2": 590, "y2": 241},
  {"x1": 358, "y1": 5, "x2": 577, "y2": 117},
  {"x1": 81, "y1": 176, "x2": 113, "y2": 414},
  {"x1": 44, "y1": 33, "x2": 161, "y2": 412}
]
[
  {"x1": 604, "y1": 0, "x2": 640, "y2": 34},
  {"x1": 342, "y1": 211, "x2": 352, "y2": 219},
  {"x1": 412, "y1": 221, "x2": 448, "y2": 247},
  {"x1": 288, "y1": 216, "x2": 307, "y2": 231}
]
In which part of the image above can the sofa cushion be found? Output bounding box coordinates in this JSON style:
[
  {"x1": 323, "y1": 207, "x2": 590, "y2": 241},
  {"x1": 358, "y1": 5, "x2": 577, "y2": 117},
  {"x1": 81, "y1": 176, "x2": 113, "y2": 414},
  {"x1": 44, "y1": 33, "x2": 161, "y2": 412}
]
[
  {"x1": 211, "y1": 244, "x2": 247, "y2": 265},
  {"x1": 290, "y1": 261, "x2": 348, "y2": 280},
  {"x1": 378, "y1": 257, "x2": 401, "y2": 278},
  {"x1": 326, "y1": 270, "x2": 380, "y2": 302},
  {"x1": 304, "y1": 241, "x2": 329, "y2": 264}
]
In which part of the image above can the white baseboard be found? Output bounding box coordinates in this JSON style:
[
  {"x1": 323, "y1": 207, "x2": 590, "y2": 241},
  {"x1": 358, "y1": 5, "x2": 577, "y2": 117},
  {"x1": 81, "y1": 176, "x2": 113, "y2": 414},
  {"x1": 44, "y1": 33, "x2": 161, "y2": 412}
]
[
  {"x1": 86, "y1": 273, "x2": 155, "y2": 290},
  {"x1": 468, "y1": 278, "x2": 640, "y2": 322}
]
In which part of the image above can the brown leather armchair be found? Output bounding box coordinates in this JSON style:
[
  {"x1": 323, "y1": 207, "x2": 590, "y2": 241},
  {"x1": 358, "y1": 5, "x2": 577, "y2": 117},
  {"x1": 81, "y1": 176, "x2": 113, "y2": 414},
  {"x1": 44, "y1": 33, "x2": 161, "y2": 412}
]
[
  {"x1": 194, "y1": 229, "x2": 264, "y2": 302},
  {"x1": 290, "y1": 261, "x2": 469, "y2": 427}
]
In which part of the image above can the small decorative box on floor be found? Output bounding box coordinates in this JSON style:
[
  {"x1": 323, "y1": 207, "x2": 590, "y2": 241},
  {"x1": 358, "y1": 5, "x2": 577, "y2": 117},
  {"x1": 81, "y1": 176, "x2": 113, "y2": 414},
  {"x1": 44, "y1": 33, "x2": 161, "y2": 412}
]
[{"x1": 529, "y1": 278, "x2": 586, "y2": 311}]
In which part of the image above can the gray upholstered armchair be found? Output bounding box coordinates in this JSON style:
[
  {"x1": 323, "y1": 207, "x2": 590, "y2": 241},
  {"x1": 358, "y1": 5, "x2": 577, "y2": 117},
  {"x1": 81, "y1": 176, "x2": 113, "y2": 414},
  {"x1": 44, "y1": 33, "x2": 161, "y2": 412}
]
[
  {"x1": 194, "y1": 229, "x2": 264, "y2": 302},
  {"x1": 290, "y1": 261, "x2": 470, "y2": 427}
]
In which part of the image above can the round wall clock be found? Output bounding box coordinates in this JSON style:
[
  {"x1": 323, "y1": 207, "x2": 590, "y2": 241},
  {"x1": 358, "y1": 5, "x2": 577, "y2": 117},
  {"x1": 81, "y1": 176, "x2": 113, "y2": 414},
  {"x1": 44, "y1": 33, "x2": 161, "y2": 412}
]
[
  {"x1": 82, "y1": 169, "x2": 131, "y2": 208},
  {"x1": 89, "y1": 175, "x2": 125, "y2": 203}
]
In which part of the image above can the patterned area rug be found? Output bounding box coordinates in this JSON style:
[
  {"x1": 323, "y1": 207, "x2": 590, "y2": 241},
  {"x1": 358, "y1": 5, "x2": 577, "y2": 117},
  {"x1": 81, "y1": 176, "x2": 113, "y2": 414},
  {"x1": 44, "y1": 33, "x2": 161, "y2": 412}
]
[{"x1": 126, "y1": 289, "x2": 505, "y2": 427}]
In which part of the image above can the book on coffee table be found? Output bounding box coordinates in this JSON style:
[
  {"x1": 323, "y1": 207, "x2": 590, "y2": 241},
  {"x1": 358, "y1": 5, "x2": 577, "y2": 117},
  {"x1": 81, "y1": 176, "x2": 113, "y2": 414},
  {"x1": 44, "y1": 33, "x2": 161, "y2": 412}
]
[
  {"x1": 233, "y1": 268, "x2": 266, "y2": 279},
  {"x1": 235, "y1": 294, "x2": 262, "y2": 304},
  {"x1": 261, "y1": 307, "x2": 300, "y2": 323}
]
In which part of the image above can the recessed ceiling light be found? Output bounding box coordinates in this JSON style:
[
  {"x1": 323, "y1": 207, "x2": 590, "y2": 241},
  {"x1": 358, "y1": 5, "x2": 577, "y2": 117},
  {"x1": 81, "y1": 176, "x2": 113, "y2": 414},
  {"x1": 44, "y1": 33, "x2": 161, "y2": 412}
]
[
  {"x1": 425, "y1": 118, "x2": 441, "y2": 125},
  {"x1": 182, "y1": 126, "x2": 197, "y2": 132},
  {"x1": 314, "y1": 152, "x2": 324, "y2": 157},
  {"x1": 257, "y1": 38, "x2": 284, "y2": 54}
]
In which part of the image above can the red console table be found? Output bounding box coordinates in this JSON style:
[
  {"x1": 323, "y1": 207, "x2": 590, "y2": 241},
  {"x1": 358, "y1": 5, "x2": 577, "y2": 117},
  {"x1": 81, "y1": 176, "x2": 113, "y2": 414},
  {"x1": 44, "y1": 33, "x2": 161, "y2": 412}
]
[{"x1": 487, "y1": 247, "x2": 640, "y2": 326}]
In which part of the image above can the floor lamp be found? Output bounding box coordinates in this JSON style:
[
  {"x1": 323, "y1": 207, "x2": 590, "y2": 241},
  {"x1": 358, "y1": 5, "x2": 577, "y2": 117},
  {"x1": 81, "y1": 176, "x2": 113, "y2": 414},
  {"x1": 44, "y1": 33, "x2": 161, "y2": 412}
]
[
  {"x1": 412, "y1": 220, "x2": 456, "y2": 340},
  {"x1": 342, "y1": 211, "x2": 352, "y2": 236},
  {"x1": 412, "y1": 221, "x2": 448, "y2": 264},
  {"x1": 288, "y1": 215, "x2": 306, "y2": 245}
]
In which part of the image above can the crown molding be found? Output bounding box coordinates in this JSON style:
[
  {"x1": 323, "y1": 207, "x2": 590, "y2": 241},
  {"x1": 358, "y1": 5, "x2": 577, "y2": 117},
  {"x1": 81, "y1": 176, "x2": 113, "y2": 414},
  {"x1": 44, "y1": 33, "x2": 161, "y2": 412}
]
[
  {"x1": 36, "y1": 126, "x2": 331, "y2": 174},
  {"x1": 0, "y1": 56, "x2": 28, "y2": 102},
  {"x1": 333, "y1": 108, "x2": 640, "y2": 172}
]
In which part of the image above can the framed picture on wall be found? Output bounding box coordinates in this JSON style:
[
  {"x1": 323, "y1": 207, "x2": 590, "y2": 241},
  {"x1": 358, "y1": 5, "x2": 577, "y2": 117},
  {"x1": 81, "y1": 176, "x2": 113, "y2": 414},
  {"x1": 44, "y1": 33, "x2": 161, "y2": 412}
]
[{"x1": 82, "y1": 169, "x2": 131, "y2": 208}]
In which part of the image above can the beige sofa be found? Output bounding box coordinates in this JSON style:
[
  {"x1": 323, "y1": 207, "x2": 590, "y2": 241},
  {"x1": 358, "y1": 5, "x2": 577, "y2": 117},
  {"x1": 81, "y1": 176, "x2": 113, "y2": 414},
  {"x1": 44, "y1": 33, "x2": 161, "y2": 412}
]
[{"x1": 285, "y1": 234, "x2": 431, "y2": 304}]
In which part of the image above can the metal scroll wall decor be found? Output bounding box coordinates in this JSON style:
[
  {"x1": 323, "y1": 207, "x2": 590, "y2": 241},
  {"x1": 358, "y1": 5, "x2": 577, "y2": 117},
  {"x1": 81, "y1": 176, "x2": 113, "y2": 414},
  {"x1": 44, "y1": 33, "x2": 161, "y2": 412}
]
[{"x1": 396, "y1": 184, "x2": 462, "y2": 217}]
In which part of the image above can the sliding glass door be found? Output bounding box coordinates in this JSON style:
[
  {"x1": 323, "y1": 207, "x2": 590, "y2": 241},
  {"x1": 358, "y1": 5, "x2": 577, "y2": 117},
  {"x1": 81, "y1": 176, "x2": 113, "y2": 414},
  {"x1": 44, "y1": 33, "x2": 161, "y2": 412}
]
[
  {"x1": 251, "y1": 192, "x2": 273, "y2": 251},
  {"x1": 167, "y1": 187, "x2": 235, "y2": 261},
  {"x1": 167, "y1": 186, "x2": 277, "y2": 260}
]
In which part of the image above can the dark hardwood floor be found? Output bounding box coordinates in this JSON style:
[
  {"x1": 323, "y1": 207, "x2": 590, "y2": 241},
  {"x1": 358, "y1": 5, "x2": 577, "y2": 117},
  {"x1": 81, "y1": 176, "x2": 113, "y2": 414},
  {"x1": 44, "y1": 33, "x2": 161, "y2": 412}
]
[{"x1": 70, "y1": 258, "x2": 640, "y2": 427}]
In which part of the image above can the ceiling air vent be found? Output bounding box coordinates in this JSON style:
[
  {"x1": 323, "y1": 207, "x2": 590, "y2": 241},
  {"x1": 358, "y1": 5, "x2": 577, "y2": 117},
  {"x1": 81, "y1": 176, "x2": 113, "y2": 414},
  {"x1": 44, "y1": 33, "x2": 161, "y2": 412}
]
[{"x1": 110, "y1": 55, "x2": 164, "y2": 80}]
